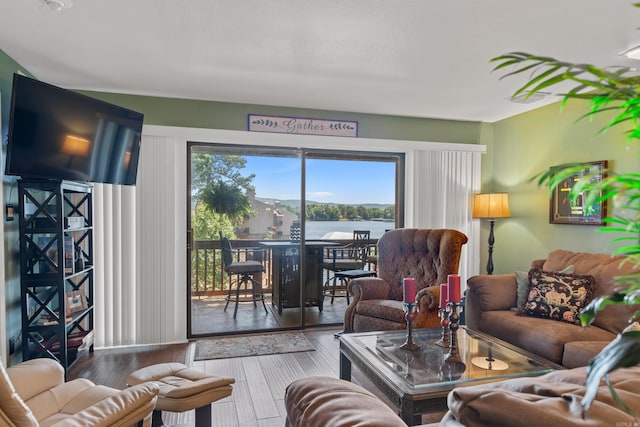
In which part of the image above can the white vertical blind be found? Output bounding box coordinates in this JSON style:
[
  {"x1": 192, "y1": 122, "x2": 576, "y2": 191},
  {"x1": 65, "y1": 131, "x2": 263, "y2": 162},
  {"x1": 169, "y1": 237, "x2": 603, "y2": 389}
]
[
  {"x1": 407, "y1": 149, "x2": 482, "y2": 283},
  {"x1": 0, "y1": 97, "x2": 6, "y2": 364},
  {"x1": 92, "y1": 134, "x2": 187, "y2": 348},
  {"x1": 134, "y1": 134, "x2": 187, "y2": 345},
  {"x1": 92, "y1": 184, "x2": 137, "y2": 347}
]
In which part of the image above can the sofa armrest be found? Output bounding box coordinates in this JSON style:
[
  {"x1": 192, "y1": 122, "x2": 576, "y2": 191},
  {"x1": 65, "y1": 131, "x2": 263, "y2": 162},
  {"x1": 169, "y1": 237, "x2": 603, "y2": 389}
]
[
  {"x1": 285, "y1": 376, "x2": 407, "y2": 427},
  {"x1": 530, "y1": 258, "x2": 545, "y2": 269},
  {"x1": 416, "y1": 285, "x2": 439, "y2": 312},
  {"x1": 51, "y1": 382, "x2": 159, "y2": 427},
  {"x1": 465, "y1": 274, "x2": 516, "y2": 330},
  {"x1": 443, "y1": 366, "x2": 640, "y2": 427},
  {"x1": 347, "y1": 277, "x2": 391, "y2": 301},
  {"x1": 413, "y1": 286, "x2": 443, "y2": 328},
  {"x1": 344, "y1": 278, "x2": 392, "y2": 333}
]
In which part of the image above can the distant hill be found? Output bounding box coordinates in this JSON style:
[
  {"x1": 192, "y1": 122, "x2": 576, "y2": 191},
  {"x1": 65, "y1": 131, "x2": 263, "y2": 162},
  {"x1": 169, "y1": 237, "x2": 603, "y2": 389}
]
[{"x1": 256, "y1": 197, "x2": 392, "y2": 210}]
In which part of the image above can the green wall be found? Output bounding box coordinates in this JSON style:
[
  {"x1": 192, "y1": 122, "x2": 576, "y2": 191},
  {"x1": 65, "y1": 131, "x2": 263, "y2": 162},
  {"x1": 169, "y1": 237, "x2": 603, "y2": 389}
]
[
  {"x1": 80, "y1": 90, "x2": 482, "y2": 144},
  {"x1": 0, "y1": 50, "x2": 33, "y2": 144},
  {"x1": 0, "y1": 50, "x2": 32, "y2": 364},
  {"x1": 488, "y1": 100, "x2": 640, "y2": 274}
]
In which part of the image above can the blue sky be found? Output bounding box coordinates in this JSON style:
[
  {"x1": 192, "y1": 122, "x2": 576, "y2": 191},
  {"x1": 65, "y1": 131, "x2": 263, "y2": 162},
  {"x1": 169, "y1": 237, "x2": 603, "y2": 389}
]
[{"x1": 243, "y1": 156, "x2": 395, "y2": 205}]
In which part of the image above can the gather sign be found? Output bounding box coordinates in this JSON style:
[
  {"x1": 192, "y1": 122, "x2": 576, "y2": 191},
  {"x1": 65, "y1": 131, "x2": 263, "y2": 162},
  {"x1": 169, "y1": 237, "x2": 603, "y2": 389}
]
[{"x1": 248, "y1": 114, "x2": 358, "y2": 137}]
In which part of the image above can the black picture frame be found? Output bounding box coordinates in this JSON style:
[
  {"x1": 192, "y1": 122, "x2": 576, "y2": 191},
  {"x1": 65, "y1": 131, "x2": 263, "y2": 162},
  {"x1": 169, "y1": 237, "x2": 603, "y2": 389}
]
[
  {"x1": 549, "y1": 160, "x2": 608, "y2": 225},
  {"x1": 67, "y1": 290, "x2": 88, "y2": 314}
]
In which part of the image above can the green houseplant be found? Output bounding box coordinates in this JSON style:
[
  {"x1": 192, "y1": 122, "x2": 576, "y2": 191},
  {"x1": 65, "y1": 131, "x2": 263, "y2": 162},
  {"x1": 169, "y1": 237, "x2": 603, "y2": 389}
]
[{"x1": 491, "y1": 6, "x2": 640, "y2": 418}]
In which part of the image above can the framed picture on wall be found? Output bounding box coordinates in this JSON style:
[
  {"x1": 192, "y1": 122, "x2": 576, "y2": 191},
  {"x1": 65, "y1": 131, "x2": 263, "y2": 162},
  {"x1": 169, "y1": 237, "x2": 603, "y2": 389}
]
[{"x1": 549, "y1": 160, "x2": 608, "y2": 225}]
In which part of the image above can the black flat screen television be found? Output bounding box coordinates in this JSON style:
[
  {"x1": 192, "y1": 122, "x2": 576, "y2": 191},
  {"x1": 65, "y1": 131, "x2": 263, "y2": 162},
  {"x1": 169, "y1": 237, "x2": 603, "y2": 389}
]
[{"x1": 6, "y1": 74, "x2": 144, "y2": 185}]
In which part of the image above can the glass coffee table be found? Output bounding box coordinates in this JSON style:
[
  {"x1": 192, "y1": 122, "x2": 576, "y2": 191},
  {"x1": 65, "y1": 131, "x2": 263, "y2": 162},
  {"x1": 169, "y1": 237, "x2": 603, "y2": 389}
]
[{"x1": 339, "y1": 327, "x2": 561, "y2": 425}]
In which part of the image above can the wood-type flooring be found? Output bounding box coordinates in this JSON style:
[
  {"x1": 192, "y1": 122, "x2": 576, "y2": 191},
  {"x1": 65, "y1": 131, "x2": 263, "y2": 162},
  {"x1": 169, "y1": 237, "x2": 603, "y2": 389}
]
[{"x1": 67, "y1": 328, "x2": 445, "y2": 426}]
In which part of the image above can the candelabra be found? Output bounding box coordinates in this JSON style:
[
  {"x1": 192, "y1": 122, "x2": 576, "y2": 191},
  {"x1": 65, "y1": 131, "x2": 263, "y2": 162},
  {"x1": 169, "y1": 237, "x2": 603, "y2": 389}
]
[
  {"x1": 400, "y1": 302, "x2": 420, "y2": 351},
  {"x1": 434, "y1": 306, "x2": 450, "y2": 348},
  {"x1": 445, "y1": 301, "x2": 462, "y2": 363}
]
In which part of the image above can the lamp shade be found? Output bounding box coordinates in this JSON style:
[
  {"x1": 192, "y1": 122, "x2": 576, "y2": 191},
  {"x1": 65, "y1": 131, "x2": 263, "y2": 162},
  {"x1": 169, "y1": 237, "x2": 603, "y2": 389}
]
[{"x1": 472, "y1": 193, "x2": 511, "y2": 219}]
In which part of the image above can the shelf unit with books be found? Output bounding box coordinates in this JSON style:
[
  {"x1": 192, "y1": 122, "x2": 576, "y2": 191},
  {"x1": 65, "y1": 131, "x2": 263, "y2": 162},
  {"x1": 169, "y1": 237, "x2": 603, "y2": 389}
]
[{"x1": 18, "y1": 179, "x2": 94, "y2": 373}]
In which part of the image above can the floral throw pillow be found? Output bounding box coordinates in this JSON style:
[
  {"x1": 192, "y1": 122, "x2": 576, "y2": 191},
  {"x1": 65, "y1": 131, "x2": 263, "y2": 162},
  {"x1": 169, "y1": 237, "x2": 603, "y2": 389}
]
[{"x1": 517, "y1": 268, "x2": 595, "y2": 325}]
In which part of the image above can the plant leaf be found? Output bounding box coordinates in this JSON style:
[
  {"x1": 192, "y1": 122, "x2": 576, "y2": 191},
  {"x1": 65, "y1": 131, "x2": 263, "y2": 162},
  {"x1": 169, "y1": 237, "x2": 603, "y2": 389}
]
[{"x1": 582, "y1": 331, "x2": 640, "y2": 413}]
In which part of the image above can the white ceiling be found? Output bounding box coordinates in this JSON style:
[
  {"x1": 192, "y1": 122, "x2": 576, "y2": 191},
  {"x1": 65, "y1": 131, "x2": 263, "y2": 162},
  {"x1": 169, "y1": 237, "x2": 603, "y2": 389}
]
[{"x1": 2, "y1": 0, "x2": 640, "y2": 122}]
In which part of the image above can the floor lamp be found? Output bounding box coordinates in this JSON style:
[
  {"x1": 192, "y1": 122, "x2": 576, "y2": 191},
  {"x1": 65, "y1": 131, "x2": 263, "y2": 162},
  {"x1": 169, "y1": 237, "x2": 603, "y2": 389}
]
[{"x1": 472, "y1": 193, "x2": 511, "y2": 275}]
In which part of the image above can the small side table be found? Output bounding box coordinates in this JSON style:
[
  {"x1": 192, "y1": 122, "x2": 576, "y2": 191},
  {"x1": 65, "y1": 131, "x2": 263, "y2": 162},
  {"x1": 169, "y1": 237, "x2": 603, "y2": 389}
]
[{"x1": 331, "y1": 269, "x2": 377, "y2": 304}]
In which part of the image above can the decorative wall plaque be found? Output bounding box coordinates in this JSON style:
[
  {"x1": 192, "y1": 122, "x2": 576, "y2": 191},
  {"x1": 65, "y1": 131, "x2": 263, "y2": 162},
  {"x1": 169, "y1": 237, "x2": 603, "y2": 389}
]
[{"x1": 248, "y1": 114, "x2": 358, "y2": 137}]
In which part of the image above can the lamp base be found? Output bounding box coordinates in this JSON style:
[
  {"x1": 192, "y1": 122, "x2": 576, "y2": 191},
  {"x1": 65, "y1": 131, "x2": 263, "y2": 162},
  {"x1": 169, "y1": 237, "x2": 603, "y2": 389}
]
[{"x1": 471, "y1": 356, "x2": 508, "y2": 371}]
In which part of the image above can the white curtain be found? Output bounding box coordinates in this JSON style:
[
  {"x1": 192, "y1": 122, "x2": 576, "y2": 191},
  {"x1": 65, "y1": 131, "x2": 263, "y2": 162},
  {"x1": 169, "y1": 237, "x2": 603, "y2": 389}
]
[
  {"x1": 92, "y1": 184, "x2": 137, "y2": 347},
  {"x1": 92, "y1": 134, "x2": 187, "y2": 348},
  {"x1": 407, "y1": 149, "x2": 482, "y2": 284}
]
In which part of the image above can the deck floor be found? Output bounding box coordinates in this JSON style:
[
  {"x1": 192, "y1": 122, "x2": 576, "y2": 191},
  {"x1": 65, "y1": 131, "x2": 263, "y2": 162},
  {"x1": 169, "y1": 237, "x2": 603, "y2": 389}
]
[{"x1": 190, "y1": 292, "x2": 349, "y2": 336}]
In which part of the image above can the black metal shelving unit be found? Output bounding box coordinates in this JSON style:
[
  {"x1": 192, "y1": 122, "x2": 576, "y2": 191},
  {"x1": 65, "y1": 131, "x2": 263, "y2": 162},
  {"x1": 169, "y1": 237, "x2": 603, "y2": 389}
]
[{"x1": 18, "y1": 179, "x2": 94, "y2": 373}]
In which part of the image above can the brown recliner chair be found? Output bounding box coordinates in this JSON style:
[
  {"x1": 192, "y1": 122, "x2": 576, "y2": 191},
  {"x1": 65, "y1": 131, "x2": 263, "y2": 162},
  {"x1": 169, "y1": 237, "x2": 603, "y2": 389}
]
[
  {"x1": 344, "y1": 228, "x2": 468, "y2": 333},
  {"x1": 0, "y1": 357, "x2": 159, "y2": 426}
]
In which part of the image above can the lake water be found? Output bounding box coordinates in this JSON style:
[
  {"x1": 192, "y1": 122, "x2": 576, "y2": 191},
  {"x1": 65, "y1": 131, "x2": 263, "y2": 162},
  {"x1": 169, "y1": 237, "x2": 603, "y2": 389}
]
[{"x1": 306, "y1": 220, "x2": 394, "y2": 239}]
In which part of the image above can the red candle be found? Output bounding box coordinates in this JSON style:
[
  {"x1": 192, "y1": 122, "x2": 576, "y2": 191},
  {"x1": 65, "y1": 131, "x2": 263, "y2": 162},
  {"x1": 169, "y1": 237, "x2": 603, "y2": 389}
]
[
  {"x1": 439, "y1": 283, "x2": 449, "y2": 308},
  {"x1": 402, "y1": 278, "x2": 416, "y2": 304},
  {"x1": 448, "y1": 274, "x2": 461, "y2": 303}
]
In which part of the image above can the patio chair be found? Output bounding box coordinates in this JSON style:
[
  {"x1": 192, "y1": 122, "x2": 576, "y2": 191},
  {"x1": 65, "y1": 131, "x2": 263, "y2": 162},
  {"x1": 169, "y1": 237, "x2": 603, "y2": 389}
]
[
  {"x1": 322, "y1": 230, "x2": 371, "y2": 304},
  {"x1": 220, "y1": 233, "x2": 268, "y2": 318},
  {"x1": 344, "y1": 228, "x2": 468, "y2": 333}
]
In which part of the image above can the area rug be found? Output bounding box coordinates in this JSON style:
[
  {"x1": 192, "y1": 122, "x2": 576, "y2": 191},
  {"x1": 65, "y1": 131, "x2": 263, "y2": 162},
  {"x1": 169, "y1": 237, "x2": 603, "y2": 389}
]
[{"x1": 194, "y1": 332, "x2": 315, "y2": 361}]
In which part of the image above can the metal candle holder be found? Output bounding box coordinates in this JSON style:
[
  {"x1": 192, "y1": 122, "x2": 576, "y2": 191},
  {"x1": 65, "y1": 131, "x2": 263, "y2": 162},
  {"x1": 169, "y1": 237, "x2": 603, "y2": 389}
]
[
  {"x1": 400, "y1": 302, "x2": 420, "y2": 351},
  {"x1": 434, "y1": 307, "x2": 450, "y2": 348},
  {"x1": 445, "y1": 301, "x2": 462, "y2": 363}
]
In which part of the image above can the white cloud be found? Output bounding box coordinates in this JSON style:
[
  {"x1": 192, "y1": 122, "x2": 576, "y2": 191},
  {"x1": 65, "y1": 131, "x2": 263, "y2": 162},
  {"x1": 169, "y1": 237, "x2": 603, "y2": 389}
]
[{"x1": 309, "y1": 191, "x2": 333, "y2": 199}]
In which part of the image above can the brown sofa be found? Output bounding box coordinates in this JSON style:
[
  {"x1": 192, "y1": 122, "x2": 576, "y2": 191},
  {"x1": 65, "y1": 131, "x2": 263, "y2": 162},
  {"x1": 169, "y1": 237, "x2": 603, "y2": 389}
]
[
  {"x1": 344, "y1": 228, "x2": 468, "y2": 333},
  {"x1": 465, "y1": 249, "x2": 639, "y2": 368},
  {"x1": 284, "y1": 367, "x2": 640, "y2": 426}
]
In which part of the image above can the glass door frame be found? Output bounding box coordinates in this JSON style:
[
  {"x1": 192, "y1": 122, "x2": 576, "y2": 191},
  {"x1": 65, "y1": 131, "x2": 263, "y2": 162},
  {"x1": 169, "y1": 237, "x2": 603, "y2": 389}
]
[{"x1": 187, "y1": 141, "x2": 404, "y2": 337}]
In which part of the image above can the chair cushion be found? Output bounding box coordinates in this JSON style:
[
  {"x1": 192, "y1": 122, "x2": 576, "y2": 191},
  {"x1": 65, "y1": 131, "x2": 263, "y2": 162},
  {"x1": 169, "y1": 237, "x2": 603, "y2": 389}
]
[
  {"x1": 355, "y1": 299, "x2": 406, "y2": 323},
  {"x1": 7, "y1": 358, "x2": 64, "y2": 401},
  {"x1": 479, "y1": 310, "x2": 615, "y2": 364},
  {"x1": 44, "y1": 382, "x2": 159, "y2": 427},
  {"x1": 0, "y1": 361, "x2": 38, "y2": 426},
  {"x1": 562, "y1": 341, "x2": 609, "y2": 368},
  {"x1": 128, "y1": 363, "x2": 235, "y2": 413},
  {"x1": 225, "y1": 260, "x2": 263, "y2": 274},
  {"x1": 323, "y1": 259, "x2": 365, "y2": 271}
]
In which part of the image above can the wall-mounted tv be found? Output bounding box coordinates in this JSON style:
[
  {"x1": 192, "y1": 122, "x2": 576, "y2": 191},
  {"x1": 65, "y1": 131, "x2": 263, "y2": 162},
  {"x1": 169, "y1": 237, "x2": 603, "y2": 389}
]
[{"x1": 6, "y1": 74, "x2": 144, "y2": 186}]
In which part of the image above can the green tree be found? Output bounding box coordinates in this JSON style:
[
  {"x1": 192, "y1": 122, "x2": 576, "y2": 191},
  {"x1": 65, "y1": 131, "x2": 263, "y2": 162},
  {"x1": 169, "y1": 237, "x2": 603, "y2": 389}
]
[
  {"x1": 356, "y1": 205, "x2": 368, "y2": 220},
  {"x1": 190, "y1": 153, "x2": 256, "y2": 292},
  {"x1": 192, "y1": 153, "x2": 254, "y2": 190},
  {"x1": 383, "y1": 206, "x2": 395, "y2": 220},
  {"x1": 191, "y1": 153, "x2": 256, "y2": 236}
]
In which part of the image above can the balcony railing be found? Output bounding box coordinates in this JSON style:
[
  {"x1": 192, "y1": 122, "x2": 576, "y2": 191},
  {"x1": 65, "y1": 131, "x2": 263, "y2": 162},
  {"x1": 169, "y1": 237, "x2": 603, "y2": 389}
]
[{"x1": 191, "y1": 238, "x2": 378, "y2": 297}]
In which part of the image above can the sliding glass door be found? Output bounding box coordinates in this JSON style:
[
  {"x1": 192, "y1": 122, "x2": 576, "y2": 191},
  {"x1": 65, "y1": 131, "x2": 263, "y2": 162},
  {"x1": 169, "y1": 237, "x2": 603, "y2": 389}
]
[
  {"x1": 305, "y1": 152, "x2": 402, "y2": 241},
  {"x1": 187, "y1": 142, "x2": 402, "y2": 337}
]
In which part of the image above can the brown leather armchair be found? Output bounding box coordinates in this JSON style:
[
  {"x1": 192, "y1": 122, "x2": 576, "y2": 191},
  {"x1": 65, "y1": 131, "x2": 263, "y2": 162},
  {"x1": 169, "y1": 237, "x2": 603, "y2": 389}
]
[
  {"x1": 344, "y1": 228, "x2": 468, "y2": 333},
  {"x1": 0, "y1": 357, "x2": 159, "y2": 426}
]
